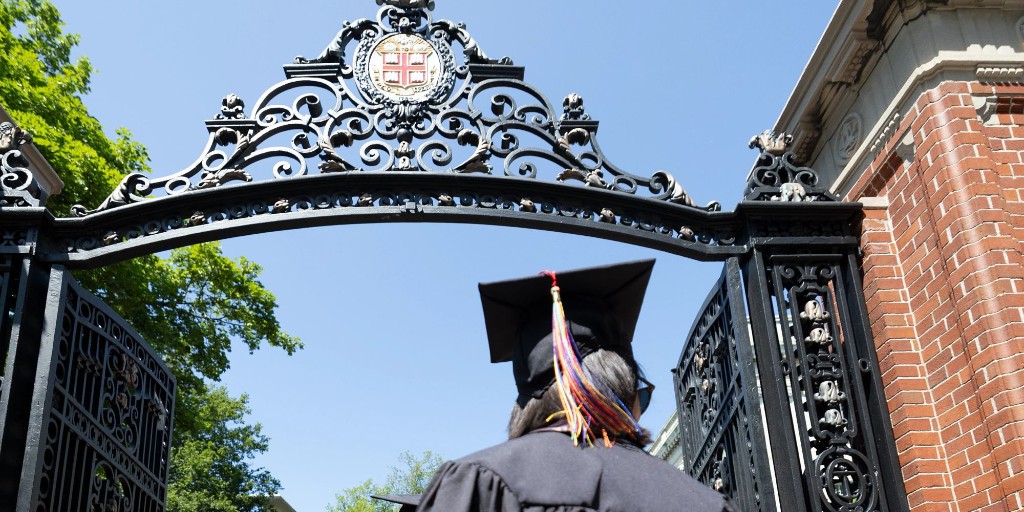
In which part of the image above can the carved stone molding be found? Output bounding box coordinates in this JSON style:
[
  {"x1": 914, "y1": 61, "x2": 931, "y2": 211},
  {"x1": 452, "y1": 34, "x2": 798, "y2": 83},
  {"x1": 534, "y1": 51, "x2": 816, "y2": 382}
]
[
  {"x1": 791, "y1": 120, "x2": 822, "y2": 165},
  {"x1": 895, "y1": 131, "x2": 916, "y2": 169},
  {"x1": 976, "y1": 64, "x2": 1024, "y2": 84},
  {"x1": 869, "y1": 112, "x2": 902, "y2": 154},
  {"x1": 974, "y1": 94, "x2": 997, "y2": 125},
  {"x1": 833, "y1": 113, "x2": 862, "y2": 167},
  {"x1": 828, "y1": 39, "x2": 880, "y2": 86}
]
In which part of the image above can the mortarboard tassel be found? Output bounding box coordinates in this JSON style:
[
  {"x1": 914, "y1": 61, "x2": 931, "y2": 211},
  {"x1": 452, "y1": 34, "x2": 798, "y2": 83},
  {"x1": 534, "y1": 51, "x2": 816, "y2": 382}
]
[{"x1": 543, "y1": 271, "x2": 642, "y2": 447}]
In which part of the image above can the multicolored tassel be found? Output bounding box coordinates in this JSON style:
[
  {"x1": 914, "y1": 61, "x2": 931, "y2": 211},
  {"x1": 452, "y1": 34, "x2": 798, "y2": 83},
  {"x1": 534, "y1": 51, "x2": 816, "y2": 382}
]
[{"x1": 542, "y1": 271, "x2": 641, "y2": 447}]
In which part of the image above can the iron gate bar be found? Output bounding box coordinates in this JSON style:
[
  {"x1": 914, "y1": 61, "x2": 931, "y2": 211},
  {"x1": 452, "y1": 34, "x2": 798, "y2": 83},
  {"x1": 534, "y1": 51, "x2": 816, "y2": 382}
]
[
  {"x1": 724, "y1": 256, "x2": 775, "y2": 512},
  {"x1": 744, "y1": 250, "x2": 807, "y2": 512}
]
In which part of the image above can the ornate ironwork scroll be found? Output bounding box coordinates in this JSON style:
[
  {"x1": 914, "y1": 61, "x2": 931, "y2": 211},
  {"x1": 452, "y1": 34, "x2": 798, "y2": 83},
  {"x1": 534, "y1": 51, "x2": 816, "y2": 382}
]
[
  {"x1": 0, "y1": 121, "x2": 42, "y2": 208},
  {"x1": 18, "y1": 269, "x2": 175, "y2": 511},
  {"x1": 56, "y1": 1, "x2": 721, "y2": 266},
  {"x1": 675, "y1": 258, "x2": 776, "y2": 511},
  {"x1": 746, "y1": 132, "x2": 838, "y2": 203},
  {"x1": 743, "y1": 249, "x2": 908, "y2": 512}
]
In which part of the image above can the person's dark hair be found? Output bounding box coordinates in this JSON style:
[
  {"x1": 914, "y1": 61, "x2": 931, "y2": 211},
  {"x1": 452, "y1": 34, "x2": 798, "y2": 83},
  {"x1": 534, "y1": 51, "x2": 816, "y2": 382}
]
[{"x1": 507, "y1": 348, "x2": 652, "y2": 445}]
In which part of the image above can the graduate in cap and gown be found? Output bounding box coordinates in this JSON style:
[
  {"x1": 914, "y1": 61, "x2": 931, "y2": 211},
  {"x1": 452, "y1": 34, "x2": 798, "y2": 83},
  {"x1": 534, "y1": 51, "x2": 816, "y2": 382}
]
[{"x1": 417, "y1": 260, "x2": 736, "y2": 512}]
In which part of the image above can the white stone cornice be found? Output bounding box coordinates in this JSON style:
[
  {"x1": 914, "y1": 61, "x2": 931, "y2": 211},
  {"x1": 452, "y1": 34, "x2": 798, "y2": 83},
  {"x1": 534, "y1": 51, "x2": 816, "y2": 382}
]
[
  {"x1": 773, "y1": 1, "x2": 871, "y2": 150},
  {"x1": 792, "y1": 120, "x2": 822, "y2": 162},
  {"x1": 829, "y1": 51, "x2": 1024, "y2": 196},
  {"x1": 826, "y1": 35, "x2": 880, "y2": 86},
  {"x1": 648, "y1": 413, "x2": 681, "y2": 462},
  {"x1": 947, "y1": 0, "x2": 1024, "y2": 8},
  {"x1": 768, "y1": 0, "x2": 1024, "y2": 199}
]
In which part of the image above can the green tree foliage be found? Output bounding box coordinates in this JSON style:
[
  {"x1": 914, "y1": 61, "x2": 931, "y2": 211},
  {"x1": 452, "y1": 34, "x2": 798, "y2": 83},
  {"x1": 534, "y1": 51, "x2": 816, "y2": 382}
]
[
  {"x1": 330, "y1": 480, "x2": 382, "y2": 512},
  {"x1": 0, "y1": 1, "x2": 301, "y2": 510},
  {"x1": 167, "y1": 386, "x2": 279, "y2": 512},
  {"x1": 76, "y1": 243, "x2": 300, "y2": 409},
  {"x1": 329, "y1": 451, "x2": 445, "y2": 512}
]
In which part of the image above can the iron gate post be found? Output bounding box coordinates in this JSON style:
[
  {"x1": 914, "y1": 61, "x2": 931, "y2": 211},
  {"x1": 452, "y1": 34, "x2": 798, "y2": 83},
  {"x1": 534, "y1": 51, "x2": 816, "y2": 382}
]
[
  {"x1": 0, "y1": 253, "x2": 57, "y2": 510},
  {"x1": 737, "y1": 198, "x2": 910, "y2": 512},
  {"x1": 0, "y1": 112, "x2": 62, "y2": 510}
]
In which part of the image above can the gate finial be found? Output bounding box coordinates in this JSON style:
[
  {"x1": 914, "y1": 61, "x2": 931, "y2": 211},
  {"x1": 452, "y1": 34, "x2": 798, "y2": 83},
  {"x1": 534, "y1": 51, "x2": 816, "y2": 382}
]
[
  {"x1": 745, "y1": 130, "x2": 837, "y2": 202},
  {"x1": 376, "y1": 0, "x2": 435, "y2": 10},
  {"x1": 747, "y1": 130, "x2": 792, "y2": 156}
]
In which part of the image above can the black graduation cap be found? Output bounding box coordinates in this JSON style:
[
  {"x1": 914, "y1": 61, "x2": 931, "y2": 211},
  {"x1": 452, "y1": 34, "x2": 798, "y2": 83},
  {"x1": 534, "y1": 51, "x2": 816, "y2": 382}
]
[
  {"x1": 371, "y1": 493, "x2": 420, "y2": 512},
  {"x1": 478, "y1": 259, "x2": 655, "y2": 406}
]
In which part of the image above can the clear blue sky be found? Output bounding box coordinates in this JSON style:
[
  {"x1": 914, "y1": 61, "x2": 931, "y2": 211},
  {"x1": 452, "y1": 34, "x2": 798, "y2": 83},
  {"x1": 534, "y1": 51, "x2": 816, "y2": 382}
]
[{"x1": 52, "y1": 2, "x2": 838, "y2": 510}]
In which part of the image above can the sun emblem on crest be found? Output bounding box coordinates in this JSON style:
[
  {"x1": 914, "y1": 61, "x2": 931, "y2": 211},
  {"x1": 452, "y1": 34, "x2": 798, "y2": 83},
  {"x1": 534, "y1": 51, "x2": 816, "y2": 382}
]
[{"x1": 355, "y1": 33, "x2": 454, "y2": 104}]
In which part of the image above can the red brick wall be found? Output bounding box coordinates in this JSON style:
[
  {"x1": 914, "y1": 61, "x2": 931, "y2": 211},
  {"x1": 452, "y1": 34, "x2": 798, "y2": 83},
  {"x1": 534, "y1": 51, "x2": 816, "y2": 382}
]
[{"x1": 847, "y1": 81, "x2": 1024, "y2": 511}]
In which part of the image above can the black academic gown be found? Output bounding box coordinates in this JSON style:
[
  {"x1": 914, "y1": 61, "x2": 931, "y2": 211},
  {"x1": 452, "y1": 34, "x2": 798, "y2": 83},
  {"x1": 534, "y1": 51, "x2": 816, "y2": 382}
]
[{"x1": 417, "y1": 431, "x2": 735, "y2": 512}]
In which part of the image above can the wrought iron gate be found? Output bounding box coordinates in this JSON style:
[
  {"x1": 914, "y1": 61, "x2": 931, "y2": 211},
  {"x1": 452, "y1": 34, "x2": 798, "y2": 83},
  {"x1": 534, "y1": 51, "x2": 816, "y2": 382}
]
[
  {"x1": 673, "y1": 149, "x2": 910, "y2": 512},
  {"x1": 0, "y1": 1, "x2": 910, "y2": 510},
  {"x1": 0, "y1": 262, "x2": 174, "y2": 511},
  {"x1": 674, "y1": 257, "x2": 775, "y2": 512}
]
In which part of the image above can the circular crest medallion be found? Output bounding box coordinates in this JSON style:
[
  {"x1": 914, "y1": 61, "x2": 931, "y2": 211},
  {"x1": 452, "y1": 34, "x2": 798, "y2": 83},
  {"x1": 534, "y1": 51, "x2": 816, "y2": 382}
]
[{"x1": 354, "y1": 33, "x2": 455, "y2": 105}]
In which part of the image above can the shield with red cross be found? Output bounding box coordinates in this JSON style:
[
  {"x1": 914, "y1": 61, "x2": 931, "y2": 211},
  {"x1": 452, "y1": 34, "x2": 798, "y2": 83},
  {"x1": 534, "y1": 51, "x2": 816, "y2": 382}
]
[
  {"x1": 368, "y1": 33, "x2": 441, "y2": 101},
  {"x1": 380, "y1": 50, "x2": 430, "y2": 87}
]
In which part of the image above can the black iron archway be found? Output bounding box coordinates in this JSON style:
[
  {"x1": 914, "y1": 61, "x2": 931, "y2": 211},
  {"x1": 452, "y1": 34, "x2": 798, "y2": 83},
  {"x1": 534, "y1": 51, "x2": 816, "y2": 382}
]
[{"x1": 0, "y1": 1, "x2": 909, "y2": 511}]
